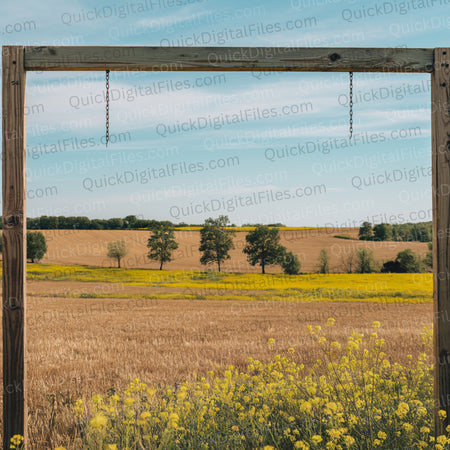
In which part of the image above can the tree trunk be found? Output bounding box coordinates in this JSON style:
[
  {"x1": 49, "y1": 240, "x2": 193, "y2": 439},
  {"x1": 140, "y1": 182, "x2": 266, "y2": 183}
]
[
  {"x1": 160, "y1": 260, "x2": 163, "y2": 270},
  {"x1": 118, "y1": 257, "x2": 121, "y2": 268},
  {"x1": 218, "y1": 260, "x2": 221, "y2": 272},
  {"x1": 262, "y1": 262, "x2": 265, "y2": 274}
]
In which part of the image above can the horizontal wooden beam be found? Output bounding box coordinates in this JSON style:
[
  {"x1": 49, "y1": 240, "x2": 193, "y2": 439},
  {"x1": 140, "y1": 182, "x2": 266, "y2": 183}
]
[{"x1": 23, "y1": 46, "x2": 434, "y2": 73}]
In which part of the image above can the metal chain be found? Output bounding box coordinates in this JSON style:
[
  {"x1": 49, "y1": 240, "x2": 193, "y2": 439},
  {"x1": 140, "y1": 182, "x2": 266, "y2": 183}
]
[
  {"x1": 349, "y1": 71, "x2": 353, "y2": 140},
  {"x1": 105, "y1": 70, "x2": 110, "y2": 147}
]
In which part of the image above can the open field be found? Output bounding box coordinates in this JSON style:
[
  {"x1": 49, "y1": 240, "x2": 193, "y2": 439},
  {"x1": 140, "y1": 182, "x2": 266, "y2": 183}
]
[
  {"x1": 0, "y1": 266, "x2": 430, "y2": 447},
  {"x1": 25, "y1": 295, "x2": 432, "y2": 448},
  {"x1": 38, "y1": 228, "x2": 429, "y2": 273}
]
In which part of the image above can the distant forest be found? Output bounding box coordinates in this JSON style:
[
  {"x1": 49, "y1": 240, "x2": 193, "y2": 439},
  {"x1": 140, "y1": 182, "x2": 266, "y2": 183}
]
[{"x1": 0, "y1": 215, "x2": 432, "y2": 243}]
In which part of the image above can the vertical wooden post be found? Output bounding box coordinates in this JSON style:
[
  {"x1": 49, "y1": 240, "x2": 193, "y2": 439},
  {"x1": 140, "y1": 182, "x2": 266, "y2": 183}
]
[
  {"x1": 432, "y1": 47, "x2": 450, "y2": 435},
  {"x1": 2, "y1": 46, "x2": 26, "y2": 448}
]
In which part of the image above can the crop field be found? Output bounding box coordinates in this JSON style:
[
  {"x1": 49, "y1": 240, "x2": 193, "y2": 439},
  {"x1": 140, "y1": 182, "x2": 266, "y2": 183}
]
[
  {"x1": 37, "y1": 228, "x2": 429, "y2": 273},
  {"x1": 1, "y1": 264, "x2": 437, "y2": 448}
]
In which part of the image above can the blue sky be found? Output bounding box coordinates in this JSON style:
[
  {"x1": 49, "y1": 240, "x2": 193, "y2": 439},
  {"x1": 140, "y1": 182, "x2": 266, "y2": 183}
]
[{"x1": 1, "y1": 0, "x2": 448, "y2": 226}]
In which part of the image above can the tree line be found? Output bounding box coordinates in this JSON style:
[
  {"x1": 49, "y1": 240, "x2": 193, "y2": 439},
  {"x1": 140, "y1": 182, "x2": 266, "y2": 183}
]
[{"x1": 358, "y1": 221, "x2": 431, "y2": 242}]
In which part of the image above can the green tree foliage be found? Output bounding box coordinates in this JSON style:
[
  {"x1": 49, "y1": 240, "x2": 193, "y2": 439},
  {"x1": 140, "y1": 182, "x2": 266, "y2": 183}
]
[
  {"x1": 147, "y1": 224, "x2": 179, "y2": 270},
  {"x1": 243, "y1": 225, "x2": 285, "y2": 274},
  {"x1": 107, "y1": 240, "x2": 129, "y2": 268},
  {"x1": 280, "y1": 251, "x2": 301, "y2": 275},
  {"x1": 358, "y1": 222, "x2": 373, "y2": 241},
  {"x1": 356, "y1": 248, "x2": 378, "y2": 273},
  {"x1": 317, "y1": 248, "x2": 330, "y2": 274},
  {"x1": 199, "y1": 216, "x2": 235, "y2": 272},
  {"x1": 27, "y1": 231, "x2": 47, "y2": 263},
  {"x1": 382, "y1": 249, "x2": 423, "y2": 273},
  {"x1": 372, "y1": 223, "x2": 393, "y2": 241}
]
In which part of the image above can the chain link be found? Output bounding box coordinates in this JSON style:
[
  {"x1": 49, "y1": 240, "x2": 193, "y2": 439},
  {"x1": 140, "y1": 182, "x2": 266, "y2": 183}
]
[
  {"x1": 105, "y1": 70, "x2": 110, "y2": 147},
  {"x1": 349, "y1": 71, "x2": 353, "y2": 140}
]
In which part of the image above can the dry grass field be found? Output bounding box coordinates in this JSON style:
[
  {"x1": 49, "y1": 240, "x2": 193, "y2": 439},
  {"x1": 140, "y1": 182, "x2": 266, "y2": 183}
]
[
  {"x1": 24, "y1": 291, "x2": 432, "y2": 448},
  {"x1": 39, "y1": 228, "x2": 429, "y2": 273}
]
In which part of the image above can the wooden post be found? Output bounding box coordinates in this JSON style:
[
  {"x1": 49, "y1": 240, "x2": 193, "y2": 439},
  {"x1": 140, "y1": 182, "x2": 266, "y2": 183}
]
[
  {"x1": 432, "y1": 47, "x2": 450, "y2": 435},
  {"x1": 2, "y1": 46, "x2": 26, "y2": 448}
]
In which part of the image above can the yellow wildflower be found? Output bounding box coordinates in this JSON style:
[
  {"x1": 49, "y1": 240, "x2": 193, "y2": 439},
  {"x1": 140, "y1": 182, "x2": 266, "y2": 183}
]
[
  {"x1": 327, "y1": 318, "x2": 335, "y2": 327},
  {"x1": 439, "y1": 410, "x2": 447, "y2": 420},
  {"x1": 395, "y1": 402, "x2": 410, "y2": 419},
  {"x1": 377, "y1": 431, "x2": 387, "y2": 440},
  {"x1": 89, "y1": 414, "x2": 108, "y2": 429},
  {"x1": 311, "y1": 435, "x2": 323, "y2": 445}
]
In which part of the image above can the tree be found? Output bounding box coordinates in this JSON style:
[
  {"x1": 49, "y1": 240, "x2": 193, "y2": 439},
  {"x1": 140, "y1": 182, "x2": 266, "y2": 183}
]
[
  {"x1": 280, "y1": 251, "x2": 301, "y2": 275},
  {"x1": 243, "y1": 225, "x2": 286, "y2": 274},
  {"x1": 395, "y1": 249, "x2": 422, "y2": 273},
  {"x1": 107, "y1": 240, "x2": 129, "y2": 268},
  {"x1": 317, "y1": 248, "x2": 330, "y2": 274},
  {"x1": 372, "y1": 223, "x2": 392, "y2": 241},
  {"x1": 199, "y1": 216, "x2": 235, "y2": 272},
  {"x1": 147, "y1": 223, "x2": 179, "y2": 270},
  {"x1": 356, "y1": 248, "x2": 378, "y2": 273},
  {"x1": 27, "y1": 231, "x2": 47, "y2": 263},
  {"x1": 341, "y1": 251, "x2": 356, "y2": 274},
  {"x1": 358, "y1": 222, "x2": 373, "y2": 241}
]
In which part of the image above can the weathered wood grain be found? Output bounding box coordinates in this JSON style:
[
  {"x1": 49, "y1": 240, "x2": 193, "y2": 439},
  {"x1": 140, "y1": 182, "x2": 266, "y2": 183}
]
[
  {"x1": 2, "y1": 45, "x2": 27, "y2": 449},
  {"x1": 23, "y1": 46, "x2": 434, "y2": 72},
  {"x1": 432, "y1": 47, "x2": 450, "y2": 435}
]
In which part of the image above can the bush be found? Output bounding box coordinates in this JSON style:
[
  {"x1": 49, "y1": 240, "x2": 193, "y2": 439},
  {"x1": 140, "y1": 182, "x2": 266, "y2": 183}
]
[
  {"x1": 280, "y1": 251, "x2": 301, "y2": 275},
  {"x1": 73, "y1": 323, "x2": 450, "y2": 450},
  {"x1": 381, "y1": 249, "x2": 423, "y2": 273},
  {"x1": 356, "y1": 248, "x2": 378, "y2": 273}
]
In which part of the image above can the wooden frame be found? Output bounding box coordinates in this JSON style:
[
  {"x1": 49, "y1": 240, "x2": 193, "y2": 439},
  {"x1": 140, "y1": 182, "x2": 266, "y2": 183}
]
[{"x1": 1, "y1": 45, "x2": 448, "y2": 447}]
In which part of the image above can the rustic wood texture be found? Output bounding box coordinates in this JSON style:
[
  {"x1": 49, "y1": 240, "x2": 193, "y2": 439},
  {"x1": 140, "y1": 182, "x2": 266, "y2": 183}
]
[
  {"x1": 2, "y1": 46, "x2": 27, "y2": 448},
  {"x1": 23, "y1": 46, "x2": 434, "y2": 72},
  {"x1": 432, "y1": 48, "x2": 450, "y2": 435}
]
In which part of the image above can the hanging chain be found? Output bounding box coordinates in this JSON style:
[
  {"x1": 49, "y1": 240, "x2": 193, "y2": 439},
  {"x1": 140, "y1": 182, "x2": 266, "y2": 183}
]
[
  {"x1": 349, "y1": 71, "x2": 353, "y2": 140},
  {"x1": 105, "y1": 69, "x2": 110, "y2": 147}
]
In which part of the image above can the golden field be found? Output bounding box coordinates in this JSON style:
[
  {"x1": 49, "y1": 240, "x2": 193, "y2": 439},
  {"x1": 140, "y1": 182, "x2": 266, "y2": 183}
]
[
  {"x1": 38, "y1": 228, "x2": 429, "y2": 273},
  {"x1": 0, "y1": 264, "x2": 433, "y2": 448}
]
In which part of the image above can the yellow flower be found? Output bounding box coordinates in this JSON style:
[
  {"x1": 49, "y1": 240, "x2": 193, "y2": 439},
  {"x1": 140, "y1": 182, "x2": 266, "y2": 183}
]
[
  {"x1": 372, "y1": 321, "x2": 381, "y2": 330},
  {"x1": 311, "y1": 435, "x2": 323, "y2": 445},
  {"x1": 54, "y1": 447, "x2": 67, "y2": 450},
  {"x1": 327, "y1": 318, "x2": 335, "y2": 327},
  {"x1": 140, "y1": 411, "x2": 151, "y2": 420},
  {"x1": 294, "y1": 441, "x2": 310, "y2": 450},
  {"x1": 124, "y1": 397, "x2": 135, "y2": 406},
  {"x1": 377, "y1": 431, "x2": 387, "y2": 440},
  {"x1": 231, "y1": 425, "x2": 239, "y2": 432},
  {"x1": 89, "y1": 414, "x2": 108, "y2": 429},
  {"x1": 439, "y1": 410, "x2": 447, "y2": 420},
  {"x1": 10, "y1": 436, "x2": 23, "y2": 446},
  {"x1": 373, "y1": 439, "x2": 381, "y2": 446},
  {"x1": 267, "y1": 338, "x2": 275, "y2": 349},
  {"x1": 395, "y1": 402, "x2": 410, "y2": 419},
  {"x1": 437, "y1": 436, "x2": 447, "y2": 445},
  {"x1": 403, "y1": 423, "x2": 413, "y2": 433},
  {"x1": 106, "y1": 446, "x2": 117, "y2": 450},
  {"x1": 263, "y1": 446, "x2": 275, "y2": 450},
  {"x1": 344, "y1": 436, "x2": 355, "y2": 446},
  {"x1": 421, "y1": 426, "x2": 431, "y2": 434}
]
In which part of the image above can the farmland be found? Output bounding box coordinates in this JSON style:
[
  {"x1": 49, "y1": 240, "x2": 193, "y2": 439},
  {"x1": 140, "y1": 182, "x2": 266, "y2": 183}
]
[
  {"x1": 0, "y1": 228, "x2": 437, "y2": 448},
  {"x1": 13, "y1": 261, "x2": 435, "y2": 448},
  {"x1": 38, "y1": 228, "x2": 429, "y2": 273}
]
